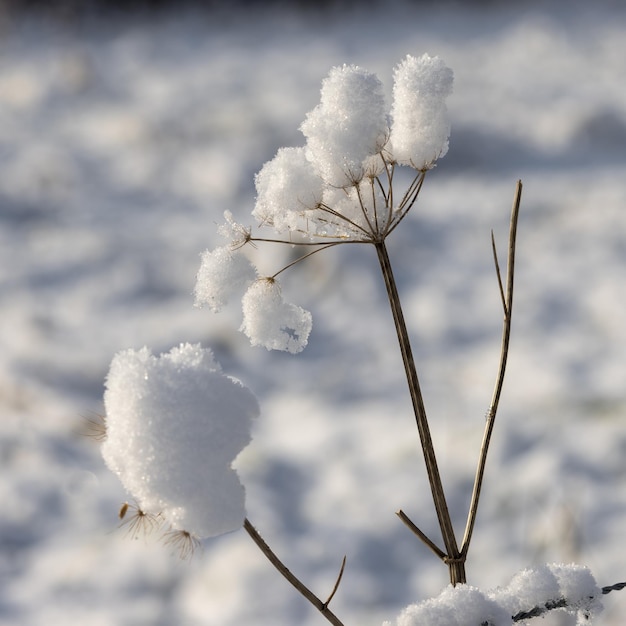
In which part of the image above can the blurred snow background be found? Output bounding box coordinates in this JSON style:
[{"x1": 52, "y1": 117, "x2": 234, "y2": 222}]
[{"x1": 1, "y1": 0, "x2": 625, "y2": 624}]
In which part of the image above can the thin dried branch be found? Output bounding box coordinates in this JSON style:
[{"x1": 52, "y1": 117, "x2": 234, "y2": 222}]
[
  {"x1": 323, "y1": 555, "x2": 347, "y2": 608},
  {"x1": 396, "y1": 510, "x2": 447, "y2": 561},
  {"x1": 243, "y1": 518, "x2": 345, "y2": 626},
  {"x1": 353, "y1": 178, "x2": 378, "y2": 236},
  {"x1": 461, "y1": 180, "x2": 522, "y2": 557},
  {"x1": 271, "y1": 242, "x2": 344, "y2": 279},
  {"x1": 385, "y1": 170, "x2": 426, "y2": 239},
  {"x1": 491, "y1": 230, "x2": 507, "y2": 315}
]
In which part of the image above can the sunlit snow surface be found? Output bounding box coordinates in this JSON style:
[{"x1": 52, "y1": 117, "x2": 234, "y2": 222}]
[{"x1": 1, "y1": 1, "x2": 626, "y2": 624}]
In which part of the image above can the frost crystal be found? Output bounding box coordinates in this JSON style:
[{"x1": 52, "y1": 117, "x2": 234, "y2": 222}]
[
  {"x1": 390, "y1": 54, "x2": 454, "y2": 169},
  {"x1": 101, "y1": 343, "x2": 259, "y2": 538},
  {"x1": 240, "y1": 279, "x2": 312, "y2": 354}
]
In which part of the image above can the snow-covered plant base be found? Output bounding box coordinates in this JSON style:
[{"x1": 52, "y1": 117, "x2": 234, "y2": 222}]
[
  {"x1": 385, "y1": 563, "x2": 602, "y2": 626},
  {"x1": 98, "y1": 54, "x2": 619, "y2": 624}
]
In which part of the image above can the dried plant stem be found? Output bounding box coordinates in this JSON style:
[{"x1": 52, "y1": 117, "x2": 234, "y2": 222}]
[
  {"x1": 243, "y1": 518, "x2": 345, "y2": 626},
  {"x1": 375, "y1": 240, "x2": 465, "y2": 585},
  {"x1": 323, "y1": 555, "x2": 347, "y2": 608},
  {"x1": 396, "y1": 509, "x2": 447, "y2": 561},
  {"x1": 461, "y1": 180, "x2": 522, "y2": 557}
]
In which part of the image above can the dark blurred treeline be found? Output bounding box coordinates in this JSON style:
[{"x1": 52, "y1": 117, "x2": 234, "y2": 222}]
[
  {"x1": 0, "y1": 0, "x2": 515, "y2": 35},
  {"x1": 0, "y1": 0, "x2": 505, "y2": 20},
  {"x1": 1, "y1": 0, "x2": 394, "y2": 14}
]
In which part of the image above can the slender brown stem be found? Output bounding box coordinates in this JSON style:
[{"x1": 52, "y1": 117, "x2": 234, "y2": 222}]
[
  {"x1": 461, "y1": 180, "x2": 522, "y2": 557},
  {"x1": 385, "y1": 171, "x2": 426, "y2": 239},
  {"x1": 396, "y1": 510, "x2": 447, "y2": 561},
  {"x1": 375, "y1": 240, "x2": 465, "y2": 585},
  {"x1": 271, "y1": 243, "x2": 343, "y2": 279},
  {"x1": 491, "y1": 230, "x2": 507, "y2": 314},
  {"x1": 323, "y1": 556, "x2": 347, "y2": 608},
  {"x1": 243, "y1": 518, "x2": 345, "y2": 626}
]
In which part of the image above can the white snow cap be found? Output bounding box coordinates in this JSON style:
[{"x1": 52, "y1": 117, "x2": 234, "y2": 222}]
[
  {"x1": 390, "y1": 53, "x2": 454, "y2": 170},
  {"x1": 240, "y1": 279, "x2": 312, "y2": 354},
  {"x1": 101, "y1": 343, "x2": 259, "y2": 538},
  {"x1": 300, "y1": 64, "x2": 388, "y2": 187}
]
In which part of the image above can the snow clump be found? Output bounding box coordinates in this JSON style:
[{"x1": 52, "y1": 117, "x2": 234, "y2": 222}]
[
  {"x1": 240, "y1": 279, "x2": 313, "y2": 354},
  {"x1": 252, "y1": 146, "x2": 325, "y2": 232},
  {"x1": 194, "y1": 246, "x2": 257, "y2": 312},
  {"x1": 300, "y1": 63, "x2": 388, "y2": 187},
  {"x1": 101, "y1": 343, "x2": 259, "y2": 538},
  {"x1": 383, "y1": 584, "x2": 511, "y2": 626},
  {"x1": 390, "y1": 53, "x2": 454, "y2": 169}
]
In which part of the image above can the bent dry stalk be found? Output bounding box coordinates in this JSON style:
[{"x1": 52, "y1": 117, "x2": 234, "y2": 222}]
[{"x1": 244, "y1": 518, "x2": 346, "y2": 626}]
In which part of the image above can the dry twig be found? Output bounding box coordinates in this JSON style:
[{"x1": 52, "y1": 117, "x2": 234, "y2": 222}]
[{"x1": 244, "y1": 518, "x2": 345, "y2": 626}]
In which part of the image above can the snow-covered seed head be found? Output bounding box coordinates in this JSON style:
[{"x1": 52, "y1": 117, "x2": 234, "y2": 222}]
[
  {"x1": 194, "y1": 55, "x2": 454, "y2": 353},
  {"x1": 240, "y1": 278, "x2": 312, "y2": 354},
  {"x1": 390, "y1": 53, "x2": 454, "y2": 170},
  {"x1": 300, "y1": 64, "x2": 389, "y2": 188}
]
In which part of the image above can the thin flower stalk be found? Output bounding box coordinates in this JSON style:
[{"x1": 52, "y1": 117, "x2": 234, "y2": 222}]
[{"x1": 375, "y1": 239, "x2": 465, "y2": 585}]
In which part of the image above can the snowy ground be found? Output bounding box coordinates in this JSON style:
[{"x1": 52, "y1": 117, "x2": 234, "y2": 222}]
[{"x1": 1, "y1": 1, "x2": 626, "y2": 624}]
